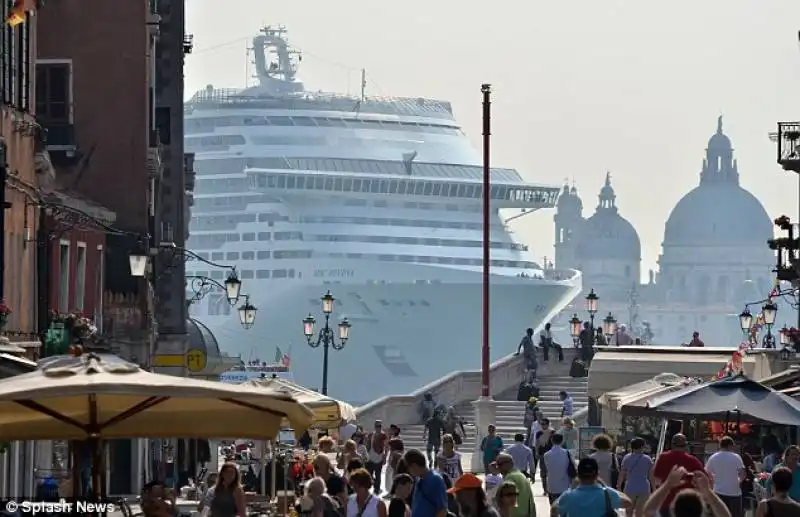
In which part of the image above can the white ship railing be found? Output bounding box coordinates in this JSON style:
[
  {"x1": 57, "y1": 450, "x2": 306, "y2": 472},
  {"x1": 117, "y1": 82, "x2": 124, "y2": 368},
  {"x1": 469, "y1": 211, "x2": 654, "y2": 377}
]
[{"x1": 185, "y1": 87, "x2": 455, "y2": 119}]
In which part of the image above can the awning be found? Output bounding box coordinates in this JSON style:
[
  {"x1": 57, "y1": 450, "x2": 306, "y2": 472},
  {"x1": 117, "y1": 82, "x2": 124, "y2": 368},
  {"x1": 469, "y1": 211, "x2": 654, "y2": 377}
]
[{"x1": 242, "y1": 377, "x2": 357, "y2": 427}]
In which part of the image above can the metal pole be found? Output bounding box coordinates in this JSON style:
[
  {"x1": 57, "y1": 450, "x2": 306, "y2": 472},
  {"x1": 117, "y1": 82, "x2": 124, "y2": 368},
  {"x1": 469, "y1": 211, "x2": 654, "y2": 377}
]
[
  {"x1": 321, "y1": 316, "x2": 330, "y2": 395},
  {"x1": 481, "y1": 83, "x2": 492, "y2": 398}
]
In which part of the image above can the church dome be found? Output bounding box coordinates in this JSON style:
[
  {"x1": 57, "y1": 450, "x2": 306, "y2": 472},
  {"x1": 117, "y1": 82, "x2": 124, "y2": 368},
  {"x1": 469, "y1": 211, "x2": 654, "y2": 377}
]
[
  {"x1": 663, "y1": 117, "x2": 773, "y2": 247},
  {"x1": 575, "y1": 172, "x2": 641, "y2": 260}
]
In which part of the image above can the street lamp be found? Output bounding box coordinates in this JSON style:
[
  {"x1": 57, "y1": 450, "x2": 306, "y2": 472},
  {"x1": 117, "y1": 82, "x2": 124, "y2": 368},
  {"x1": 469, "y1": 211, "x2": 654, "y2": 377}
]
[
  {"x1": 186, "y1": 271, "x2": 244, "y2": 306},
  {"x1": 602, "y1": 313, "x2": 617, "y2": 340},
  {"x1": 303, "y1": 291, "x2": 353, "y2": 395},
  {"x1": 738, "y1": 307, "x2": 753, "y2": 335},
  {"x1": 237, "y1": 295, "x2": 257, "y2": 330},
  {"x1": 762, "y1": 301, "x2": 778, "y2": 327},
  {"x1": 129, "y1": 252, "x2": 148, "y2": 278},
  {"x1": 585, "y1": 289, "x2": 599, "y2": 329},
  {"x1": 763, "y1": 301, "x2": 778, "y2": 348},
  {"x1": 780, "y1": 326, "x2": 790, "y2": 347},
  {"x1": 569, "y1": 314, "x2": 582, "y2": 346}
]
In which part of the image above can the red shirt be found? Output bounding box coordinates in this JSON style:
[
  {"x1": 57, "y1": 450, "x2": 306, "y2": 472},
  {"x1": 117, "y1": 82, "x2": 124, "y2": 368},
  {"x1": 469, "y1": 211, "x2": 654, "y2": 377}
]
[{"x1": 652, "y1": 450, "x2": 705, "y2": 510}]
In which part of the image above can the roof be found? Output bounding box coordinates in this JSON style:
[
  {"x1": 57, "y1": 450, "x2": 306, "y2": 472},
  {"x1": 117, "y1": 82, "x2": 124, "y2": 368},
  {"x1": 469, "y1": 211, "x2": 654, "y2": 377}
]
[
  {"x1": 588, "y1": 347, "x2": 756, "y2": 397},
  {"x1": 187, "y1": 318, "x2": 220, "y2": 357}
]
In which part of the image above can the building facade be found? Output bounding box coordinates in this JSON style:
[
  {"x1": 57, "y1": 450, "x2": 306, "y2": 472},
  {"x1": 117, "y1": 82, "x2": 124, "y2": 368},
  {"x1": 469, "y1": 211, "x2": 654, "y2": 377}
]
[{"x1": 553, "y1": 118, "x2": 775, "y2": 346}]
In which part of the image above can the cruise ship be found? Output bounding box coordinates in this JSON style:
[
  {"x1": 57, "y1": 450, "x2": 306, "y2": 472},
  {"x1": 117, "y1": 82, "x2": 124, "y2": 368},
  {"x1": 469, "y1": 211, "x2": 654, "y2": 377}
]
[{"x1": 184, "y1": 26, "x2": 581, "y2": 404}]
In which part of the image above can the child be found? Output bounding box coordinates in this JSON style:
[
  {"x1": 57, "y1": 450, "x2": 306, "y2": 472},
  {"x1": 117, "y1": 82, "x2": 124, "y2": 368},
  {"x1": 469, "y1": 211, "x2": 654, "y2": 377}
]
[{"x1": 484, "y1": 461, "x2": 503, "y2": 506}]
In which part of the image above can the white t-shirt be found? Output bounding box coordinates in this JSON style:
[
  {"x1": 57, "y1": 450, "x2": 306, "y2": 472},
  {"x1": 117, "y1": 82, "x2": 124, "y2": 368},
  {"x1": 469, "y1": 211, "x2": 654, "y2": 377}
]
[{"x1": 705, "y1": 450, "x2": 744, "y2": 496}]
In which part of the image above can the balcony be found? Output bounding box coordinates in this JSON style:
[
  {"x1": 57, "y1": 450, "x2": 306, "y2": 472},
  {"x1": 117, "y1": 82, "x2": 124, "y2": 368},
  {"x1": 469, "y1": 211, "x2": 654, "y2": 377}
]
[
  {"x1": 40, "y1": 120, "x2": 81, "y2": 167},
  {"x1": 183, "y1": 34, "x2": 194, "y2": 55},
  {"x1": 148, "y1": 128, "x2": 162, "y2": 177},
  {"x1": 777, "y1": 122, "x2": 800, "y2": 173}
]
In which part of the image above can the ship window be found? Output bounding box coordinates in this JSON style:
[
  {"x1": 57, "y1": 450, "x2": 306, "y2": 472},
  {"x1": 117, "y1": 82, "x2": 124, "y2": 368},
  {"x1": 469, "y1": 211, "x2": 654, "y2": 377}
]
[
  {"x1": 414, "y1": 182, "x2": 424, "y2": 195},
  {"x1": 256, "y1": 270, "x2": 271, "y2": 279},
  {"x1": 257, "y1": 251, "x2": 270, "y2": 259},
  {"x1": 327, "y1": 117, "x2": 347, "y2": 127},
  {"x1": 293, "y1": 117, "x2": 317, "y2": 127},
  {"x1": 432, "y1": 183, "x2": 442, "y2": 196},
  {"x1": 378, "y1": 255, "x2": 395, "y2": 261},
  {"x1": 258, "y1": 232, "x2": 271, "y2": 241},
  {"x1": 314, "y1": 176, "x2": 324, "y2": 189},
  {"x1": 389, "y1": 180, "x2": 398, "y2": 194},
  {"x1": 344, "y1": 198, "x2": 366, "y2": 206},
  {"x1": 473, "y1": 186, "x2": 482, "y2": 198},
  {"x1": 496, "y1": 185, "x2": 507, "y2": 200},
  {"x1": 267, "y1": 116, "x2": 294, "y2": 126},
  {"x1": 210, "y1": 270, "x2": 224, "y2": 279},
  {"x1": 342, "y1": 178, "x2": 353, "y2": 191},
  {"x1": 464, "y1": 185, "x2": 475, "y2": 198},
  {"x1": 211, "y1": 252, "x2": 224, "y2": 261},
  {"x1": 423, "y1": 183, "x2": 433, "y2": 195},
  {"x1": 286, "y1": 176, "x2": 296, "y2": 189},
  {"x1": 226, "y1": 252, "x2": 239, "y2": 260},
  {"x1": 304, "y1": 177, "x2": 315, "y2": 189},
  {"x1": 343, "y1": 119, "x2": 361, "y2": 127},
  {"x1": 399, "y1": 122, "x2": 420, "y2": 131},
  {"x1": 315, "y1": 117, "x2": 332, "y2": 127},
  {"x1": 242, "y1": 251, "x2": 254, "y2": 260},
  {"x1": 324, "y1": 177, "x2": 334, "y2": 190},
  {"x1": 370, "y1": 180, "x2": 381, "y2": 193},
  {"x1": 257, "y1": 175, "x2": 266, "y2": 188},
  {"x1": 272, "y1": 269, "x2": 288, "y2": 278},
  {"x1": 276, "y1": 175, "x2": 287, "y2": 188},
  {"x1": 241, "y1": 270, "x2": 254, "y2": 279},
  {"x1": 353, "y1": 179, "x2": 362, "y2": 192}
]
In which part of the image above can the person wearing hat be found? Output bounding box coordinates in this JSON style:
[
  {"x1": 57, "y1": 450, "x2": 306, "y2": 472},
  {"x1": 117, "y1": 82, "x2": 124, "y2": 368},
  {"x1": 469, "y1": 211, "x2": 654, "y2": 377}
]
[
  {"x1": 448, "y1": 473, "x2": 498, "y2": 517},
  {"x1": 553, "y1": 457, "x2": 632, "y2": 517}
]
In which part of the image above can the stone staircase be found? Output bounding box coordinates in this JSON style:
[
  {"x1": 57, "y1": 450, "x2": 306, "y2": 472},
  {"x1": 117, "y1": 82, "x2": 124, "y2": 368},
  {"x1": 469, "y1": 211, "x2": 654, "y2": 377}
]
[{"x1": 395, "y1": 376, "x2": 589, "y2": 453}]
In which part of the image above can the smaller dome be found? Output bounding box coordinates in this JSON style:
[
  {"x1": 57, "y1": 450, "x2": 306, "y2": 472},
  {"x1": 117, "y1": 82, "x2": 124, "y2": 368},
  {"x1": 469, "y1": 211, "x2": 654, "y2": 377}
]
[
  {"x1": 708, "y1": 116, "x2": 731, "y2": 150},
  {"x1": 576, "y1": 212, "x2": 642, "y2": 260},
  {"x1": 575, "y1": 173, "x2": 641, "y2": 261},
  {"x1": 187, "y1": 318, "x2": 221, "y2": 357}
]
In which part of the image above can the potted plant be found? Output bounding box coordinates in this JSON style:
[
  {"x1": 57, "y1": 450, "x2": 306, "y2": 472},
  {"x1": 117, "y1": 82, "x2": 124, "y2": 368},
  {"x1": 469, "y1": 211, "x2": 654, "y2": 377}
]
[{"x1": 0, "y1": 300, "x2": 11, "y2": 332}]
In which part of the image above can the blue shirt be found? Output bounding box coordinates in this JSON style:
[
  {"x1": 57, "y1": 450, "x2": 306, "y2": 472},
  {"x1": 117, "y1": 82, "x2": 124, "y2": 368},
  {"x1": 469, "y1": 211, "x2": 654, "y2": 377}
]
[
  {"x1": 506, "y1": 442, "x2": 534, "y2": 473},
  {"x1": 543, "y1": 446, "x2": 573, "y2": 495},
  {"x1": 562, "y1": 396, "x2": 574, "y2": 416},
  {"x1": 411, "y1": 470, "x2": 447, "y2": 517},
  {"x1": 620, "y1": 452, "x2": 653, "y2": 495},
  {"x1": 557, "y1": 485, "x2": 623, "y2": 517}
]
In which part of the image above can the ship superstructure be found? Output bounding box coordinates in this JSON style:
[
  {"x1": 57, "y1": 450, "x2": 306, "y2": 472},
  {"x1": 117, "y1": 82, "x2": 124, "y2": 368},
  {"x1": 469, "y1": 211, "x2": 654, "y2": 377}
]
[{"x1": 184, "y1": 26, "x2": 581, "y2": 403}]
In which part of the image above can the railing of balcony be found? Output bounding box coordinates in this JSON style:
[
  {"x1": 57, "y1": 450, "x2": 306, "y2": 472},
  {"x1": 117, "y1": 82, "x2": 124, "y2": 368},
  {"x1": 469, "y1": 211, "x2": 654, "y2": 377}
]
[{"x1": 777, "y1": 122, "x2": 800, "y2": 172}]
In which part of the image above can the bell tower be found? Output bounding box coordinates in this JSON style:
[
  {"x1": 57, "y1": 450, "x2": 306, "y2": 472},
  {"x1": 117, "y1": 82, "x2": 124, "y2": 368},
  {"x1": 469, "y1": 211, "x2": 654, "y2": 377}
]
[{"x1": 554, "y1": 181, "x2": 583, "y2": 270}]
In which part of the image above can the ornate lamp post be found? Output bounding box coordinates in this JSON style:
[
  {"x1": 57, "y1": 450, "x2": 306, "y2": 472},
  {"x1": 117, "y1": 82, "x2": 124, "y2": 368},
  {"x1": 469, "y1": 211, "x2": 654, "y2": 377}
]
[
  {"x1": 237, "y1": 295, "x2": 257, "y2": 330},
  {"x1": 302, "y1": 291, "x2": 352, "y2": 395},
  {"x1": 762, "y1": 301, "x2": 778, "y2": 348},
  {"x1": 602, "y1": 313, "x2": 617, "y2": 343},
  {"x1": 186, "y1": 272, "x2": 243, "y2": 306},
  {"x1": 569, "y1": 314, "x2": 582, "y2": 348},
  {"x1": 585, "y1": 289, "x2": 599, "y2": 331},
  {"x1": 739, "y1": 307, "x2": 753, "y2": 337}
]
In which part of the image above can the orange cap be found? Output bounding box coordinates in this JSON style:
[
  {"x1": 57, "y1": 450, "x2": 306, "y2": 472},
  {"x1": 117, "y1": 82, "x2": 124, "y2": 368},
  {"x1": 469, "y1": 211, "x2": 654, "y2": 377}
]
[{"x1": 447, "y1": 473, "x2": 482, "y2": 493}]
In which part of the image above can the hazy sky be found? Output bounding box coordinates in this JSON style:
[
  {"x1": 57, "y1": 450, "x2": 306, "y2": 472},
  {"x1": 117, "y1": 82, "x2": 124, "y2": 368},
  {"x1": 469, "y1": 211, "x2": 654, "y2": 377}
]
[{"x1": 185, "y1": 1, "x2": 800, "y2": 278}]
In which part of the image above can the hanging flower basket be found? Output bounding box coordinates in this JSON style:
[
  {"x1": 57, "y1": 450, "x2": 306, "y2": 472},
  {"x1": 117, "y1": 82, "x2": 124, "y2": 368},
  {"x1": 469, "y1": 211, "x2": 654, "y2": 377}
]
[{"x1": 0, "y1": 301, "x2": 11, "y2": 332}]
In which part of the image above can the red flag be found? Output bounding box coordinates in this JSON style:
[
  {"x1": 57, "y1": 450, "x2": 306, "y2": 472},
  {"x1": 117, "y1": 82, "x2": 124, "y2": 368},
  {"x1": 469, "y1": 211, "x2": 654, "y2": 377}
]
[{"x1": 281, "y1": 353, "x2": 291, "y2": 368}]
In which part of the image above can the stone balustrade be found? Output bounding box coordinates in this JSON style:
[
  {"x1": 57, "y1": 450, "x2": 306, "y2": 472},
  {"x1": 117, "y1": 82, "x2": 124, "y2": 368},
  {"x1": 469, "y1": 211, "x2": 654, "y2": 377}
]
[{"x1": 356, "y1": 352, "x2": 575, "y2": 425}]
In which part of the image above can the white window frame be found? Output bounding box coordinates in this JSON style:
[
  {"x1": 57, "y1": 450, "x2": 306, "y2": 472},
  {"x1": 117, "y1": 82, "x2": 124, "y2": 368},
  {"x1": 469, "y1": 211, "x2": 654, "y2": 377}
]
[
  {"x1": 58, "y1": 240, "x2": 70, "y2": 312},
  {"x1": 75, "y1": 242, "x2": 87, "y2": 312},
  {"x1": 36, "y1": 58, "x2": 74, "y2": 123}
]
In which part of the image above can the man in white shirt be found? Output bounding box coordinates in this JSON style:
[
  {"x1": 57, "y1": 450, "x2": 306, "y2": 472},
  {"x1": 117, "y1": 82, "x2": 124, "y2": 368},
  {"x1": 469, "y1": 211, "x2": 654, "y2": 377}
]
[{"x1": 705, "y1": 435, "x2": 745, "y2": 517}]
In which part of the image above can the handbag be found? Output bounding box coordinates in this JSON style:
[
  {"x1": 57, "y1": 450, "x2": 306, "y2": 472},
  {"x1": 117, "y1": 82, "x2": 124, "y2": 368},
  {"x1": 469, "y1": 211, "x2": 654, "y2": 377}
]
[
  {"x1": 603, "y1": 487, "x2": 617, "y2": 517},
  {"x1": 566, "y1": 451, "x2": 577, "y2": 479},
  {"x1": 609, "y1": 453, "x2": 620, "y2": 488}
]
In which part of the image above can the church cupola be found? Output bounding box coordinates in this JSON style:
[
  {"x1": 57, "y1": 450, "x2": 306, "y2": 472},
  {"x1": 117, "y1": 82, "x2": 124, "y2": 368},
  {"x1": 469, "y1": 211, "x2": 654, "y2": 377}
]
[
  {"x1": 701, "y1": 116, "x2": 739, "y2": 185},
  {"x1": 597, "y1": 171, "x2": 618, "y2": 212}
]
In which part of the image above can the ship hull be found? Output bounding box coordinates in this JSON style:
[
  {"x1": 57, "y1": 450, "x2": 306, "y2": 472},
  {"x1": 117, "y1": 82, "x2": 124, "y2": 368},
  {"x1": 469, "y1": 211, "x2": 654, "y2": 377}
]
[{"x1": 194, "y1": 260, "x2": 580, "y2": 404}]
